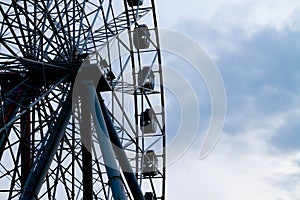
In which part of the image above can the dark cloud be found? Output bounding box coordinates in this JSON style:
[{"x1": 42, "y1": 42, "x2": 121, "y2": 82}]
[
  {"x1": 176, "y1": 19, "x2": 300, "y2": 152},
  {"x1": 218, "y1": 27, "x2": 300, "y2": 152}
]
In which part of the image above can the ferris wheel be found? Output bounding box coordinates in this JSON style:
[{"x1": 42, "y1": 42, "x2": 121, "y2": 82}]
[{"x1": 0, "y1": 0, "x2": 166, "y2": 199}]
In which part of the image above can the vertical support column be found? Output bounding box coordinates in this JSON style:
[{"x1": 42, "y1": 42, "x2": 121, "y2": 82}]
[
  {"x1": 20, "y1": 108, "x2": 32, "y2": 189},
  {"x1": 80, "y1": 95, "x2": 93, "y2": 200}
]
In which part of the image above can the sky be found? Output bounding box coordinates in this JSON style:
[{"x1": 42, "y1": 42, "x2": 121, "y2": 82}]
[{"x1": 155, "y1": 1, "x2": 300, "y2": 199}]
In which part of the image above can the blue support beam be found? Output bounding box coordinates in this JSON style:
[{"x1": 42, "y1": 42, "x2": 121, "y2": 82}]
[
  {"x1": 97, "y1": 93, "x2": 145, "y2": 200},
  {"x1": 85, "y1": 81, "x2": 128, "y2": 200}
]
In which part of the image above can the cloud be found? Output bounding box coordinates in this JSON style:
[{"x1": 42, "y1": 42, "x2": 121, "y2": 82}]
[
  {"x1": 157, "y1": 0, "x2": 300, "y2": 32},
  {"x1": 167, "y1": 129, "x2": 300, "y2": 199},
  {"x1": 161, "y1": 2, "x2": 300, "y2": 199},
  {"x1": 169, "y1": 18, "x2": 300, "y2": 143},
  {"x1": 216, "y1": 26, "x2": 300, "y2": 154}
]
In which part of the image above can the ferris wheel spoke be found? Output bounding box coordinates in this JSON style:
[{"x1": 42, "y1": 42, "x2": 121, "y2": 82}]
[
  {"x1": 7, "y1": 144, "x2": 22, "y2": 199},
  {"x1": 61, "y1": 0, "x2": 73, "y2": 53},
  {"x1": 0, "y1": 39, "x2": 19, "y2": 58},
  {"x1": 74, "y1": 1, "x2": 88, "y2": 54},
  {"x1": 31, "y1": 2, "x2": 68, "y2": 62},
  {"x1": 14, "y1": 5, "x2": 70, "y2": 63},
  {"x1": 20, "y1": 96, "x2": 72, "y2": 199},
  {"x1": 76, "y1": 1, "x2": 111, "y2": 56},
  {"x1": 51, "y1": 142, "x2": 71, "y2": 199},
  {"x1": 22, "y1": 0, "x2": 35, "y2": 56},
  {"x1": 77, "y1": 22, "x2": 96, "y2": 54},
  {"x1": 104, "y1": 0, "x2": 112, "y2": 21},
  {"x1": 24, "y1": 17, "x2": 68, "y2": 63},
  {"x1": 0, "y1": 5, "x2": 26, "y2": 56},
  {"x1": 11, "y1": 2, "x2": 30, "y2": 55},
  {"x1": 52, "y1": 0, "x2": 73, "y2": 58},
  {"x1": 39, "y1": 0, "x2": 71, "y2": 61},
  {"x1": 110, "y1": 92, "x2": 137, "y2": 138}
]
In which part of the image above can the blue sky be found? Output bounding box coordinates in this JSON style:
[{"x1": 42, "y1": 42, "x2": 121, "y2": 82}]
[{"x1": 155, "y1": 1, "x2": 300, "y2": 199}]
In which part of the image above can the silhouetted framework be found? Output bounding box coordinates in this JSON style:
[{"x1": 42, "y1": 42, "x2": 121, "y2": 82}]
[{"x1": 0, "y1": 0, "x2": 165, "y2": 199}]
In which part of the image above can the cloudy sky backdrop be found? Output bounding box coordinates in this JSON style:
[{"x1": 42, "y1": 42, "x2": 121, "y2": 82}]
[{"x1": 155, "y1": 1, "x2": 300, "y2": 199}]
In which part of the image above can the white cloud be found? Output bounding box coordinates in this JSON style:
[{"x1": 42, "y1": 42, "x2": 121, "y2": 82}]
[
  {"x1": 167, "y1": 129, "x2": 300, "y2": 199},
  {"x1": 158, "y1": 0, "x2": 300, "y2": 32}
]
